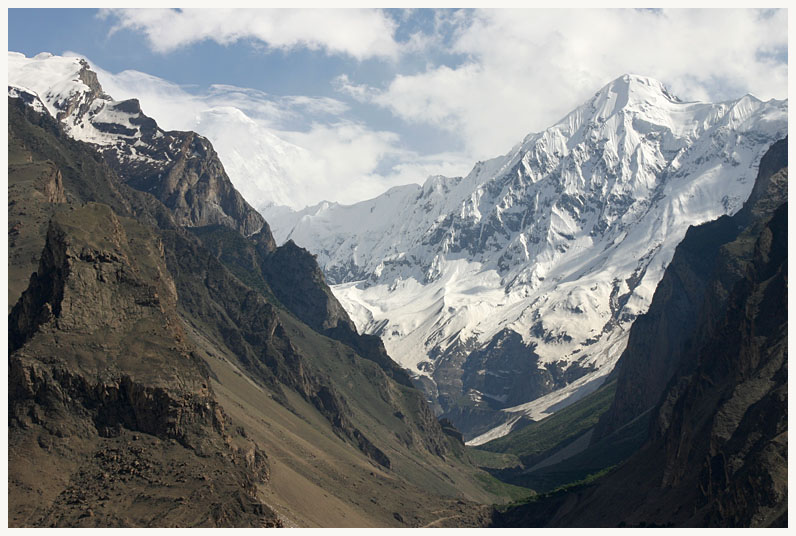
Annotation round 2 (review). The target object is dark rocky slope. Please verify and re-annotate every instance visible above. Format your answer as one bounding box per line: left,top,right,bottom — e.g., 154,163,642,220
187,225,415,389
8,202,279,527
595,137,788,442
493,138,787,527
7,154,66,312
8,95,513,527
103,117,268,238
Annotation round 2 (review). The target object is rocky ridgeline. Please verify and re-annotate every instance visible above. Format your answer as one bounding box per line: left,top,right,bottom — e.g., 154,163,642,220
8,54,477,525
9,52,267,238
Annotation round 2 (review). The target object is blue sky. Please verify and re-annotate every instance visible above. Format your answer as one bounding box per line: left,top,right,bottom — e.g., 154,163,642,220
7,8,789,209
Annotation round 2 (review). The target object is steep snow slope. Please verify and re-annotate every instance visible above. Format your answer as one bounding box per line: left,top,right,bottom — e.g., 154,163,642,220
270,75,787,439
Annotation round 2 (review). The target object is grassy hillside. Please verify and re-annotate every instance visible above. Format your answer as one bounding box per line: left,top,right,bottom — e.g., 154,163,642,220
476,379,616,465
502,410,650,493
466,378,653,494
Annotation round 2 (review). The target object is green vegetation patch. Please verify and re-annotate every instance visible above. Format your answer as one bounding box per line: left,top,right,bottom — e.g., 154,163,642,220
473,471,535,503
476,379,617,465
509,409,649,493
468,448,522,471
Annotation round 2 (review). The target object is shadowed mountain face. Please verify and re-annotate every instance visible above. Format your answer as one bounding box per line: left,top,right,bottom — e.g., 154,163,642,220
492,137,787,528
595,137,788,442
8,88,513,527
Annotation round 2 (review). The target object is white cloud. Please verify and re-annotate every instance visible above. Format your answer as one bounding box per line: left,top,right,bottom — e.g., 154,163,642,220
333,74,378,102
81,57,350,130
376,151,474,190
64,9,787,212
74,56,456,210
99,8,400,61
270,121,407,206
341,8,788,160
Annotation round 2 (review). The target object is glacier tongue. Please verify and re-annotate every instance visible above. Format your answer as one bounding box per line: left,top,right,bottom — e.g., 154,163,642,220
270,74,787,440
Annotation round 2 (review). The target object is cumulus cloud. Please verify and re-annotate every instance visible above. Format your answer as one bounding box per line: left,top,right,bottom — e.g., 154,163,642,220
333,74,378,102
339,8,788,159
100,8,400,60
84,61,345,131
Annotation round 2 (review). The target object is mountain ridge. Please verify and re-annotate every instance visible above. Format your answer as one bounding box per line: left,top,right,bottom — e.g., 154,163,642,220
492,136,787,527
8,51,267,238
8,50,787,526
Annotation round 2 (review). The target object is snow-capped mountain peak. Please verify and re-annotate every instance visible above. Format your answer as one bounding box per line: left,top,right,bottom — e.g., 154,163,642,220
8,52,106,119
267,75,787,441
592,74,680,116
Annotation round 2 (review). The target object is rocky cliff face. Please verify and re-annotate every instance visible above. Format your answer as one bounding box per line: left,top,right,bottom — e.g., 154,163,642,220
8,203,279,527
7,155,66,311
8,52,267,238
160,228,403,469
101,116,267,237
259,239,416,388
261,239,358,333
494,138,788,527
652,203,787,526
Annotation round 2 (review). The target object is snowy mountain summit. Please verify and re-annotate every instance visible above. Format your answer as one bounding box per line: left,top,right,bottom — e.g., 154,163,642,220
269,74,787,442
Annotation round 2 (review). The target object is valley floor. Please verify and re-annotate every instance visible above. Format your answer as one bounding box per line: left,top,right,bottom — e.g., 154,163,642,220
190,320,520,527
